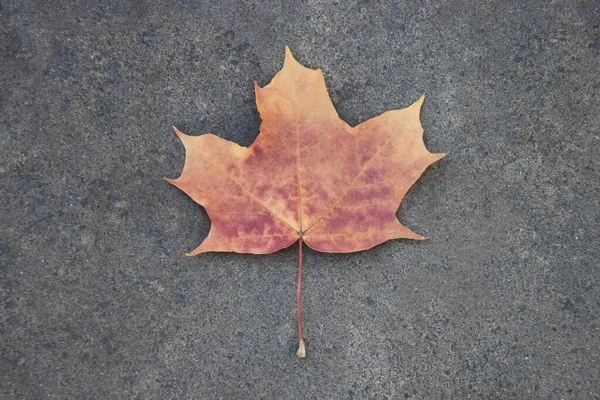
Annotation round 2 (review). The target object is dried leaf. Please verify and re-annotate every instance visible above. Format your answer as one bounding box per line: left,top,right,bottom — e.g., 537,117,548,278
167,47,444,357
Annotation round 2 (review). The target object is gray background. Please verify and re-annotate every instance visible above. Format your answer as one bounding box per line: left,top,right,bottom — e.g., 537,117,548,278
1,1,599,398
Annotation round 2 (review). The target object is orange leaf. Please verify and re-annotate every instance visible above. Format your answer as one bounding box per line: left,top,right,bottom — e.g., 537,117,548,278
168,47,444,255
166,47,444,357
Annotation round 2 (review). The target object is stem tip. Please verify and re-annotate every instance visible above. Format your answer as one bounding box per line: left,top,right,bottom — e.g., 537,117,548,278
296,339,306,358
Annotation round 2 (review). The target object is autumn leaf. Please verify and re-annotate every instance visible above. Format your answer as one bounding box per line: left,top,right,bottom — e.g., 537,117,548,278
166,47,444,358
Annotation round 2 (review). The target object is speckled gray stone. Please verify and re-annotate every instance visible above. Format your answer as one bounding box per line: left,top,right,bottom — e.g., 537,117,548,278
1,1,599,398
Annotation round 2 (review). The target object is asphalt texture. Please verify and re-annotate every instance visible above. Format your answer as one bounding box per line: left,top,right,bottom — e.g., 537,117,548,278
1,1,599,399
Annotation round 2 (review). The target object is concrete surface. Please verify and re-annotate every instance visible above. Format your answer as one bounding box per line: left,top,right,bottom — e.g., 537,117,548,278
1,1,599,398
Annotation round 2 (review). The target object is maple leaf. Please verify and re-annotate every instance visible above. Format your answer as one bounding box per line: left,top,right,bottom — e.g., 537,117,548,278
167,47,444,358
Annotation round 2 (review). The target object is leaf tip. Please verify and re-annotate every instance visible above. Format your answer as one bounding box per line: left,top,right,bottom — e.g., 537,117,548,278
414,94,426,109
172,125,185,139
296,339,306,358
431,153,446,163
284,45,299,67
164,176,182,187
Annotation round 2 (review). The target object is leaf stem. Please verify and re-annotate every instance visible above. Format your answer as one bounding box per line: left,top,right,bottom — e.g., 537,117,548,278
296,237,306,358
